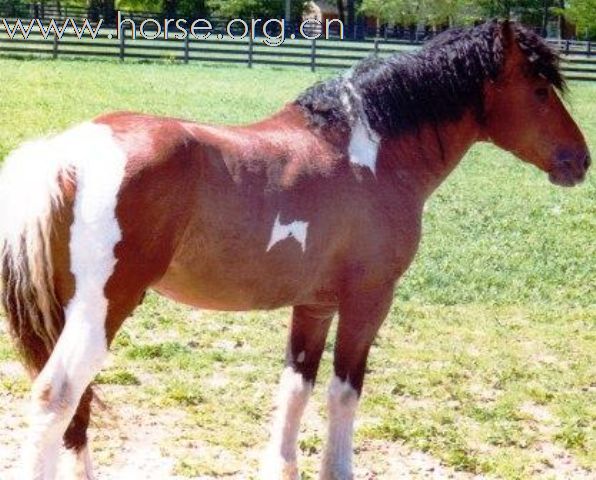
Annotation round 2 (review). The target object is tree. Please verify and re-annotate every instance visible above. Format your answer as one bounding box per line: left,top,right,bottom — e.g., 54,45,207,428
556,0,596,38
360,0,481,27
206,0,305,19
347,0,355,36
163,0,177,17
88,0,116,22
337,0,345,24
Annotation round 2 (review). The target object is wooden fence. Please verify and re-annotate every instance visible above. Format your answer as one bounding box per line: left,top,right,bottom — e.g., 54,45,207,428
0,22,595,82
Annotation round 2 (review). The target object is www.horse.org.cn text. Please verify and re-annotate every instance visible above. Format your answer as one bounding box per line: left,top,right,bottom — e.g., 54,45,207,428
0,12,345,46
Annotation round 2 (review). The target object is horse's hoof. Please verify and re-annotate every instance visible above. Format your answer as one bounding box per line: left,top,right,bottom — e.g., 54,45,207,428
319,464,354,480
260,454,300,480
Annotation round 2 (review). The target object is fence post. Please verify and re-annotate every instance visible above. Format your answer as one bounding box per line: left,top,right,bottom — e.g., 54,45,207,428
565,40,570,55
374,38,379,57
52,34,58,59
248,34,254,68
588,41,592,58
310,38,316,72
184,35,189,64
119,26,125,61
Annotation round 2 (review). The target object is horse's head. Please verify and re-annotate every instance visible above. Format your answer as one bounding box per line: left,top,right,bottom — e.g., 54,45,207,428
483,22,590,187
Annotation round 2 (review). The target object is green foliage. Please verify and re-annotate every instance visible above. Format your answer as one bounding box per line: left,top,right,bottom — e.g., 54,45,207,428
556,0,596,39
206,0,306,19
95,369,141,385
361,0,483,26
359,0,592,32
0,0,28,15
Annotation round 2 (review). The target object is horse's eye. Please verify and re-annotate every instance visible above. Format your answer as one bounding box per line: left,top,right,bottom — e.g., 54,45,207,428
535,87,549,102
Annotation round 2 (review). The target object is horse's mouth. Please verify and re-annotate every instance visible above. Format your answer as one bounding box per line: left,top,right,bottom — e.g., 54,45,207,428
548,170,586,187
548,150,590,187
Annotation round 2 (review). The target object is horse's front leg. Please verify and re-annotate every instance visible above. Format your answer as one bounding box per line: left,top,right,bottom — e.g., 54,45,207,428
320,284,394,480
261,304,336,480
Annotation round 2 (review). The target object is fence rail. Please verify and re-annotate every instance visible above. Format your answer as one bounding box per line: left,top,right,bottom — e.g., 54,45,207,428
0,23,595,82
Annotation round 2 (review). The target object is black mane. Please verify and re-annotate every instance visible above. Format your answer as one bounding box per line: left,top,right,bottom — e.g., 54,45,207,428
295,20,565,136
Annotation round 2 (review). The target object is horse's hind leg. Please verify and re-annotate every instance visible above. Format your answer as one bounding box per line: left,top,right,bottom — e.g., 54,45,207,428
23,294,112,479
261,304,336,480
23,276,147,480
60,388,94,480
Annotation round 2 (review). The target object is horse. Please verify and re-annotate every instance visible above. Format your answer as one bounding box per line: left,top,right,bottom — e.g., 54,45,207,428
0,20,590,480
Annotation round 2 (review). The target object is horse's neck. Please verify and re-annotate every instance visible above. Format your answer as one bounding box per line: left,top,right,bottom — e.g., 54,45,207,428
378,111,481,198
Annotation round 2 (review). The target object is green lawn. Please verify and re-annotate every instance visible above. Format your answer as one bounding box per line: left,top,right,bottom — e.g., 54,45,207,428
0,58,594,479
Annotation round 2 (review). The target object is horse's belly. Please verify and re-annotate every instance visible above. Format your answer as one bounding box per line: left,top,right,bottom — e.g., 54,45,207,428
152,251,334,311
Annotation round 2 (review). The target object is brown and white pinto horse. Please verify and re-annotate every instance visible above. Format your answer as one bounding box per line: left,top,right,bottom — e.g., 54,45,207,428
0,20,590,480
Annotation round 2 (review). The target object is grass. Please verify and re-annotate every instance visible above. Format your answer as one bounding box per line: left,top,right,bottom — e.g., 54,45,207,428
0,58,594,479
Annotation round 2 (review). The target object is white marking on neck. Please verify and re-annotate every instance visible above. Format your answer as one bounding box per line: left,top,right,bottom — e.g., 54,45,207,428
261,367,312,479
341,79,380,175
348,119,380,174
321,376,359,479
266,213,309,252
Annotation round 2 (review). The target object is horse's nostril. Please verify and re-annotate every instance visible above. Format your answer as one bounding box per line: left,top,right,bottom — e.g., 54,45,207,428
584,154,592,170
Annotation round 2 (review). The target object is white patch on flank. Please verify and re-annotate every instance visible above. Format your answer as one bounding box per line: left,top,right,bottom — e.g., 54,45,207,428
341,78,380,175
18,123,126,480
266,213,309,252
320,376,359,480
261,367,313,480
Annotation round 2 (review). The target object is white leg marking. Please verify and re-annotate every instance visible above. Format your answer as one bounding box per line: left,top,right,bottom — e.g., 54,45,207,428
21,123,126,480
261,367,313,480
266,213,309,252
320,376,359,480
59,446,96,480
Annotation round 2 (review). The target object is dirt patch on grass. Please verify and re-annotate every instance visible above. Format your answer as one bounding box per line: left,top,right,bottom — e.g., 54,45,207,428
1,375,480,479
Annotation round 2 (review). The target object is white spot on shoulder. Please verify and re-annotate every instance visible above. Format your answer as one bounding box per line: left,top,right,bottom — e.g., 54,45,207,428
266,213,309,252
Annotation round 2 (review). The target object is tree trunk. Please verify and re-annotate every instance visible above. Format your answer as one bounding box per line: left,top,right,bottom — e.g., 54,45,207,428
541,0,549,37
88,0,115,23
337,0,345,25
103,0,115,24
164,0,178,18
559,0,565,38
88,0,100,22
347,0,355,39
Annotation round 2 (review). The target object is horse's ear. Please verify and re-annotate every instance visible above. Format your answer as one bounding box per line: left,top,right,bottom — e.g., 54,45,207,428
500,19,515,49
495,19,522,76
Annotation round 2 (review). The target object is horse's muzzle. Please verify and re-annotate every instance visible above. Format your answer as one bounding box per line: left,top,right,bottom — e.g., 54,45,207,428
549,148,591,187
